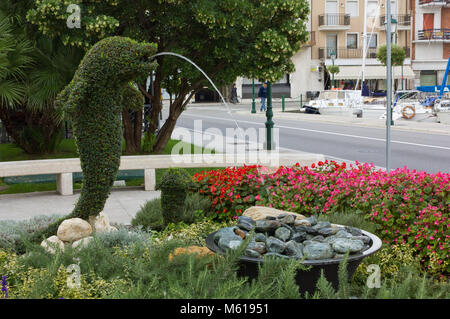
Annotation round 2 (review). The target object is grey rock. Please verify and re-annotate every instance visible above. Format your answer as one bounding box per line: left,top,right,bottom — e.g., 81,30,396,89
318,227,339,237
335,230,354,238
255,220,281,232
245,249,262,258
302,240,315,246
324,235,340,244
237,216,255,231
306,234,314,240
304,216,318,226
284,240,304,258
275,227,292,242
214,227,237,244
311,235,325,242
247,242,267,255
218,235,243,251
353,235,371,245
294,225,309,233
362,244,370,252
312,221,331,231
279,215,296,225
265,216,277,220
305,227,319,235
255,233,267,242
276,213,288,219
266,236,286,254
334,253,347,259
291,232,307,243
332,238,365,254
345,226,363,237
304,242,334,260
264,252,291,259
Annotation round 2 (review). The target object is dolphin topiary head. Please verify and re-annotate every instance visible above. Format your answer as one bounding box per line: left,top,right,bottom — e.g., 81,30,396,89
77,36,157,87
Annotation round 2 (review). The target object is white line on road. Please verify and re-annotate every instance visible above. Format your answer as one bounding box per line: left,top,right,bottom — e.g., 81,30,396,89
180,113,450,151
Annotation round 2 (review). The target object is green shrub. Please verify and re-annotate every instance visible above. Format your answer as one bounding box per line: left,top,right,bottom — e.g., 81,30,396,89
0,215,63,253
156,168,194,225
94,227,152,249
180,192,213,224
131,198,164,231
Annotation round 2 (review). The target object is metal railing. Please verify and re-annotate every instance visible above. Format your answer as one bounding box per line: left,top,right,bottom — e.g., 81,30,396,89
380,15,411,27
318,14,351,27
318,47,378,59
417,29,450,40
418,0,450,5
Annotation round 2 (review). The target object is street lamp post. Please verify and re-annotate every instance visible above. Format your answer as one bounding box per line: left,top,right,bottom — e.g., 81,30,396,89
385,18,397,128
385,4,397,172
330,51,336,88
251,79,256,113
265,82,274,151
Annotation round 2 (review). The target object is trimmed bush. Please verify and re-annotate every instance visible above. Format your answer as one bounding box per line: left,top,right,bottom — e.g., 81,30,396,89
30,36,157,241
156,168,193,225
131,198,164,231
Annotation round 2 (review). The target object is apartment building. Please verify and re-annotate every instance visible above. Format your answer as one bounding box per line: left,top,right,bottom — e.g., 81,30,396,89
238,0,416,101
412,0,450,88
310,0,415,93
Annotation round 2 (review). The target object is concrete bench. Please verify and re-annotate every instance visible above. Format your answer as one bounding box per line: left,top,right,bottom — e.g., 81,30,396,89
0,152,324,195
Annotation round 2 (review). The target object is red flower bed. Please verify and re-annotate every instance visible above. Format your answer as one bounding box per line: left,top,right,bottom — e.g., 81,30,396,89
193,161,449,274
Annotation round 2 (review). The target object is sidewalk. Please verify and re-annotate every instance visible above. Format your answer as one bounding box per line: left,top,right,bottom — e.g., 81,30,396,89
0,188,160,225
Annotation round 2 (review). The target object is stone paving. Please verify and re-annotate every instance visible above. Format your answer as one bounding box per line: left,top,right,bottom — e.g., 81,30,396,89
0,188,161,225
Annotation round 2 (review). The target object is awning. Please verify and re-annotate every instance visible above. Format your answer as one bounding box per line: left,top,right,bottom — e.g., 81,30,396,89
333,65,415,80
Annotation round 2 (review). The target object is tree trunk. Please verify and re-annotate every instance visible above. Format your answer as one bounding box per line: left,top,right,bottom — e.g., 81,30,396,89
149,61,163,135
122,109,142,154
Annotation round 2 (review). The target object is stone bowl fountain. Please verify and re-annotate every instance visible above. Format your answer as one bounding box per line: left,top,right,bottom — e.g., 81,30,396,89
205,213,382,295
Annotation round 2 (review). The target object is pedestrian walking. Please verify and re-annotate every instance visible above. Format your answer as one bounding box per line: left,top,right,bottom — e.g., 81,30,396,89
258,82,267,112
230,83,239,104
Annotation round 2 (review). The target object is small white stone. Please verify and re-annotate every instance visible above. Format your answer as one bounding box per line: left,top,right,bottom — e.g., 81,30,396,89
41,236,65,254
88,212,111,234
72,236,94,249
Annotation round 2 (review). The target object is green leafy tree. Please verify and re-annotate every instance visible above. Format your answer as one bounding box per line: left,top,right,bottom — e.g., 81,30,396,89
27,0,310,153
0,2,84,154
376,44,406,67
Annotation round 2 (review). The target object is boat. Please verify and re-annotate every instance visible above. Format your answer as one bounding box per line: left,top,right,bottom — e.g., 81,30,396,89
379,90,437,122
303,90,363,116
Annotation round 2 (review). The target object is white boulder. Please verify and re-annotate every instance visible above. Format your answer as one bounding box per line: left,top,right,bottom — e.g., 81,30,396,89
72,236,94,249
41,235,65,254
57,218,92,242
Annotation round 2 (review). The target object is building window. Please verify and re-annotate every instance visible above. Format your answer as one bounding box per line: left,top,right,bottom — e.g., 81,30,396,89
346,0,358,17
367,0,378,17
420,71,437,86
347,33,358,49
366,33,378,48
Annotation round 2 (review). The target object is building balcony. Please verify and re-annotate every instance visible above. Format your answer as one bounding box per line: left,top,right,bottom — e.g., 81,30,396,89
380,15,411,30
318,14,351,31
418,0,450,7
318,47,411,60
417,29,450,42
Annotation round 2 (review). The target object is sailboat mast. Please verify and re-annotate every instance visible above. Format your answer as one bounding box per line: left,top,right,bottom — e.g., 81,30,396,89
362,0,368,85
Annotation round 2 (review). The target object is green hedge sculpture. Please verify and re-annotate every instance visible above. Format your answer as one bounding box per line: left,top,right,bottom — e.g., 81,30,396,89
31,37,157,242
156,168,194,225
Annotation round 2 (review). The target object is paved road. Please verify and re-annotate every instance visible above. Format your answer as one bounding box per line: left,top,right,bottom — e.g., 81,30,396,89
166,104,450,173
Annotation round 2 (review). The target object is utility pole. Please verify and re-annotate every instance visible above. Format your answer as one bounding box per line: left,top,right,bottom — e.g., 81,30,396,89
265,82,274,151
386,0,392,172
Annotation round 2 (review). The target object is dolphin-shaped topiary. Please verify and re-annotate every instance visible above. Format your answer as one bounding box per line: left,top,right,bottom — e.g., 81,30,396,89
31,37,157,241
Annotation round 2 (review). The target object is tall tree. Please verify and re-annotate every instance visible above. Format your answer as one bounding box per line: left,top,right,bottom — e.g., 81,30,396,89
0,2,84,154
28,0,310,153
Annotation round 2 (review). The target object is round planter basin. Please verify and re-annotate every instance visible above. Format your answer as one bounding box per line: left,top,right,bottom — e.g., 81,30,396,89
205,225,382,296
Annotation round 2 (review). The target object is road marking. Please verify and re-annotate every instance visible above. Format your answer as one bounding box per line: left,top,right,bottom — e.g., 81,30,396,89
176,126,387,170
180,113,450,151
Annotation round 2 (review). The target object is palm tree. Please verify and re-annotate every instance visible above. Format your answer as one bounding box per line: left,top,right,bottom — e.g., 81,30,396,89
0,12,83,154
